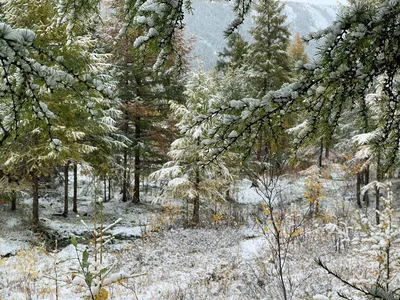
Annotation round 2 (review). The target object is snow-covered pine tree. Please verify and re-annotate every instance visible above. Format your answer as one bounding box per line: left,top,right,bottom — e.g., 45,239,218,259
216,32,249,74
105,0,188,203
244,0,291,98
0,0,123,225
151,69,236,225
0,0,252,153
239,0,292,164
194,1,400,173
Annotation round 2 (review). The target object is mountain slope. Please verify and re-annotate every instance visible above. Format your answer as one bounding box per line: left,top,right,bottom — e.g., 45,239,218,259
184,0,338,69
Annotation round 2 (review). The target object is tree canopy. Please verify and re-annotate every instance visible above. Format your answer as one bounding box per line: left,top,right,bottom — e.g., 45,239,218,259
2,0,400,169
192,1,400,170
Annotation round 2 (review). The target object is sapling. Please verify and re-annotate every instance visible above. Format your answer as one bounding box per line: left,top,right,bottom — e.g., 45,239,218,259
305,172,323,216
69,218,145,299
317,182,400,300
247,158,309,300
69,180,145,299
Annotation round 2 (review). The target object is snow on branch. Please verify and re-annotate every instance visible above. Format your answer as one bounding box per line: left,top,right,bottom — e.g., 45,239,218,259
0,21,117,149
194,1,400,167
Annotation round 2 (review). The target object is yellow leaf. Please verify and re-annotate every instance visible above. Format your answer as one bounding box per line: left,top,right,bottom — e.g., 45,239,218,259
95,288,108,300
261,202,270,215
292,228,302,237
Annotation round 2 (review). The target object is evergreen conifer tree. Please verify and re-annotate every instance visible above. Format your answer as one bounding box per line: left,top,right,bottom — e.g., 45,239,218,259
234,0,293,163
106,0,187,203
151,69,236,225
216,32,249,74
244,0,291,98
0,0,122,225
195,1,400,173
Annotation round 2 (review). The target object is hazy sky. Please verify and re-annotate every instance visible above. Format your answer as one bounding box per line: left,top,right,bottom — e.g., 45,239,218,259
290,0,344,5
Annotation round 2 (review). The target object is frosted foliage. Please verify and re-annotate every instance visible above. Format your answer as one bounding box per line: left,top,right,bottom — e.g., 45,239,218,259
0,23,35,60
193,1,400,167
133,35,149,48
56,0,101,40
150,69,236,204
102,272,130,285
0,5,121,159
72,276,86,286
352,132,377,146
313,295,329,300
118,0,189,69
342,182,400,298
168,177,191,190
150,165,183,180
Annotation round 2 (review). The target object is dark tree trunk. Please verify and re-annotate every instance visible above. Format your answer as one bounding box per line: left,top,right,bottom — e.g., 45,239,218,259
11,190,16,211
73,163,78,213
122,110,130,202
108,177,111,202
186,199,189,225
363,165,370,207
356,172,362,208
318,138,323,168
122,149,128,202
63,162,69,217
226,189,232,202
104,177,107,202
133,118,141,204
192,167,200,225
32,173,39,227
376,153,382,224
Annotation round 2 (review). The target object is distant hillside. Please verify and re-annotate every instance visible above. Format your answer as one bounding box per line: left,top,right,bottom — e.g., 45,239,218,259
184,0,338,69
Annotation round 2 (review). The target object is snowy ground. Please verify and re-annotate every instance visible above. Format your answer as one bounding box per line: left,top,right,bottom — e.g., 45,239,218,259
0,164,389,299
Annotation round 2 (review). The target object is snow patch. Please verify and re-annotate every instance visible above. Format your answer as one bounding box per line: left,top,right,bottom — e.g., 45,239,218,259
240,237,266,260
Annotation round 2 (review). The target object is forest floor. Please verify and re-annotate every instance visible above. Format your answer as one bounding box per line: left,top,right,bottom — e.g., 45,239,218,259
0,164,389,299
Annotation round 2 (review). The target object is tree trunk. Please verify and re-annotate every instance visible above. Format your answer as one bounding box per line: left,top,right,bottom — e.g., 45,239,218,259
122,149,128,202
376,152,381,224
325,143,330,160
11,190,16,211
32,173,39,227
122,109,130,202
318,138,323,168
356,171,362,208
108,177,111,202
186,199,189,225
363,164,370,207
133,155,140,203
226,189,232,202
192,167,200,225
133,117,141,203
63,162,69,217
103,176,107,202
277,233,288,300
73,163,78,213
